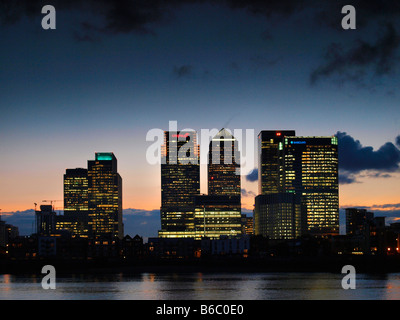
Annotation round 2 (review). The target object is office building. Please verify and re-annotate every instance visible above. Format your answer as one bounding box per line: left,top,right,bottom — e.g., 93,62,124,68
36,205,57,237
255,193,302,240
59,168,90,237
345,208,374,236
258,130,295,195
208,128,240,196
255,132,339,238
241,214,254,235
283,136,339,236
88,152,123,239
194,195,242,239
159,131,200,238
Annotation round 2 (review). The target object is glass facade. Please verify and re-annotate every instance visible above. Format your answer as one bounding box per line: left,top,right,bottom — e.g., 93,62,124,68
59,168,91,237
258,131,296,195
208,128,240,196
88,152,123,239
284,136,339,236
194,195,242,239
255,193,302,240
255,132,339,239
159,131,200,238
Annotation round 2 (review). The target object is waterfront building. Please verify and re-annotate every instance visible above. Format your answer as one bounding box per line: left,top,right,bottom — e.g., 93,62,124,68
159,131,200,238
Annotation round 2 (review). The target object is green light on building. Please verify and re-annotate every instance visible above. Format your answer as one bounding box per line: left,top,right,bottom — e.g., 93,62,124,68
96,153,113,161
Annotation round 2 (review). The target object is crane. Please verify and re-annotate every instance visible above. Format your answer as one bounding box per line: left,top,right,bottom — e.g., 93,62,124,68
42,200,62,211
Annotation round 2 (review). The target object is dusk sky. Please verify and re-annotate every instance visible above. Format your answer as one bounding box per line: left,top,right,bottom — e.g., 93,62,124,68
1,1,400,236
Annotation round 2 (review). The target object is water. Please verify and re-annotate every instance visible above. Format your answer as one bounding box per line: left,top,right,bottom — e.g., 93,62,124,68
2,272,400,300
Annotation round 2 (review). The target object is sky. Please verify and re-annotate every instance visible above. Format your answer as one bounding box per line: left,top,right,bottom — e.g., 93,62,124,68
1,1,400,237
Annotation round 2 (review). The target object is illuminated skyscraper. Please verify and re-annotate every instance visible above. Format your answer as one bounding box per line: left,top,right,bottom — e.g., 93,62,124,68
64,168,88,212
208,128,240,196
254,132,339,239
283,136,339,236
87,152,123,239
258,130,296,195
57,168,90,237
159,131,200,238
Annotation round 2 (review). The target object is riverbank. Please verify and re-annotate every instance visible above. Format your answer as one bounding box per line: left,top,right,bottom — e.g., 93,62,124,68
2,255,400,275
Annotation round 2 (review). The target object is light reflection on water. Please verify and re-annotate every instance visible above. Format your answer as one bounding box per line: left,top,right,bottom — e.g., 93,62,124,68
1,272,400,300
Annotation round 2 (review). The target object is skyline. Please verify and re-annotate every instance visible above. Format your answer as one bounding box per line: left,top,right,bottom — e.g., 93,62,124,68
1,1,400,236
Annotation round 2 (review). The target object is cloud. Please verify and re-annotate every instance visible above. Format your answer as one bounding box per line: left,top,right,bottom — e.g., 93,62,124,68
246,168,258,182
336,131,400,184
1,209,35,236
338,172,358,185
241,188,256,198
172,65,193,78
396,135,400,148
336,131,400,174
311,23,400,86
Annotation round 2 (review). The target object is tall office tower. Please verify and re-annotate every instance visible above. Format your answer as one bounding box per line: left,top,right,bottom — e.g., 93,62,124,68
58,168,90,237
194,195,242,239
35,205,57,236
345,208,374,236
159,131,200,238
208,128,240,196
87,153,123,239
254,193,302,240
258,130,296,195
64,168,88,212
284,136,339,236
255,130,298,240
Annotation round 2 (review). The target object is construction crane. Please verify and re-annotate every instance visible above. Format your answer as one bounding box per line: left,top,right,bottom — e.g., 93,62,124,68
42,200,62,211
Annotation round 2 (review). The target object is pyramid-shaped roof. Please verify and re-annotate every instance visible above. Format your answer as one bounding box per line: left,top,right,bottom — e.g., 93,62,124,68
212,128,236,141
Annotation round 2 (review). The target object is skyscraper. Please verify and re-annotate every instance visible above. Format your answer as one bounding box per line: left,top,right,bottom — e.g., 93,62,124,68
58,168,90,237
255,130,299,240
208,128,240,196
159,131,200,238
64,168,88,212
87,152,123,239
258,130,296,195
283,136,339,236
254,131,339,239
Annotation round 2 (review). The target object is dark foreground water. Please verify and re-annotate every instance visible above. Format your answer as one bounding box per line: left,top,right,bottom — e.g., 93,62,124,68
1,272,400,300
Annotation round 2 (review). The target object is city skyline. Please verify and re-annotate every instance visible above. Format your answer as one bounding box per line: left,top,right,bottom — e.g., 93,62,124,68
1,1,400,236
1,126,398,239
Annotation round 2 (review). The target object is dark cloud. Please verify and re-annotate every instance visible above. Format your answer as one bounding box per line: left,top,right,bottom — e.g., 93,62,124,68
336,131,400,174
2,0,400,35
241,188,256,198
338,171,358,185
396,135,400,148
173,65,193,78
246,168,258,182
311,23,400,86
3,0,400,86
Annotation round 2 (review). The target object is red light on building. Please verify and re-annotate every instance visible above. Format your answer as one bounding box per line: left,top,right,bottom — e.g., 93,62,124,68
276,132,281,136
172,133,190,138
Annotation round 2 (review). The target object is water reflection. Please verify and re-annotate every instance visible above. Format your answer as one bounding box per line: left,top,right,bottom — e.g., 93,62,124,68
0,272,400,300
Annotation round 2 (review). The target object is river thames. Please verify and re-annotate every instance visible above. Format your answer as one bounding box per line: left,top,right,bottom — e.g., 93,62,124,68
1,272,400,300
